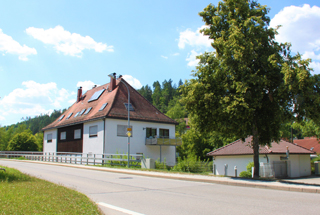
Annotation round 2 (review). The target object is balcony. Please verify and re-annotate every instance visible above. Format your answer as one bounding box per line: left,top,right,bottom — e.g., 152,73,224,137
145,136,182,146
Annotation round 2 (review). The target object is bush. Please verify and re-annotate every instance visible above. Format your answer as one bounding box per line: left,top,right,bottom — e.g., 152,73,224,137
239,162,254,178
172,156,212,173
155,158,169,170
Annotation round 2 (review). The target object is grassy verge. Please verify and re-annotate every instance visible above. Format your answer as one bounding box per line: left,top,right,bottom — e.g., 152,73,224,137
0,166,101,215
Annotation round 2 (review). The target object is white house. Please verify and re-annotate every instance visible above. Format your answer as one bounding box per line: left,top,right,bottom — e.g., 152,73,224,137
42,74,180,166
207,136,314,178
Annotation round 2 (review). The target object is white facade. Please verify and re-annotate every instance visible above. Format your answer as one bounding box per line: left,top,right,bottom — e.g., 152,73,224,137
43,118,177,166
104,119,176,166
43,129,57,154
213,154,311,178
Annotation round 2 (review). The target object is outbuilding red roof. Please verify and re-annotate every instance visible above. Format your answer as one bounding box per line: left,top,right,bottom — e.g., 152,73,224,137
42,77,177,131
294,138,320,154
207,136,314,156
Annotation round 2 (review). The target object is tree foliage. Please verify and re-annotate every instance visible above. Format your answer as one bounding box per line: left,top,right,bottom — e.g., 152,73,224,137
181,0,320,177
0,109,64,151
7,130,38,151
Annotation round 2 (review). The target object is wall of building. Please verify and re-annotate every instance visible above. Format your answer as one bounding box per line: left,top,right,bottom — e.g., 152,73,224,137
83,120,104,155
43,129,57,153
213,154,311,178
105,119,176,166
213,155,268,176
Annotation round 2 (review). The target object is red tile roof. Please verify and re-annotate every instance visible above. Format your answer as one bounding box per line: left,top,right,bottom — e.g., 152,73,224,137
294,138,320,154
42,78,177,131
207,136,314,156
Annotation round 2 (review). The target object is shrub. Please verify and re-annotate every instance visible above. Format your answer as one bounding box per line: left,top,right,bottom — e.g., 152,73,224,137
239,162,254,178
172,156,212,173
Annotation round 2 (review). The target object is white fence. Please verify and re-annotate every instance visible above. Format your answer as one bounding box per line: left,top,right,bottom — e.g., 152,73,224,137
0,151,143,167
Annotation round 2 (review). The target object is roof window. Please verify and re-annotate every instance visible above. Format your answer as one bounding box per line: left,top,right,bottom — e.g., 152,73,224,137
124,103,134,111
74,112,80,117
99,103,108,111
84,107,92,115
88,89,105,103
58,115,65,121
66,113,73,119
79,108,86,116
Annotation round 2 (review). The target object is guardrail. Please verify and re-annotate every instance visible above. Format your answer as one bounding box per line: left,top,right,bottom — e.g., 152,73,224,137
0,151,143,167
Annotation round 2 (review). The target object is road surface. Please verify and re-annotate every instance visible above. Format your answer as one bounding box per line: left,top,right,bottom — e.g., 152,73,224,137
1,160,319,215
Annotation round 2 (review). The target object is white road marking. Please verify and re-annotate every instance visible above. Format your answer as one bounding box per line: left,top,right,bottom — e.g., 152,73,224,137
97,202,145,215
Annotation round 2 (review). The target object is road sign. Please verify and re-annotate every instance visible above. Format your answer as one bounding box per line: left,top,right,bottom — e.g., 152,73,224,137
126,131,132,137
127,127,132,131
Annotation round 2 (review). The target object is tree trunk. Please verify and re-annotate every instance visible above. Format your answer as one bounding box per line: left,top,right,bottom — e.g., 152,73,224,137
252,127,260,178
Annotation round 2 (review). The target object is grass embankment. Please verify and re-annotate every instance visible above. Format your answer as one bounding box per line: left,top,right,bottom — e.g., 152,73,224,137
0,166,101,215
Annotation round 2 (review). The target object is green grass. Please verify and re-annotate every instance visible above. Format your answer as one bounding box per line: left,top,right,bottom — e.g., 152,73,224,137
0,166,102,215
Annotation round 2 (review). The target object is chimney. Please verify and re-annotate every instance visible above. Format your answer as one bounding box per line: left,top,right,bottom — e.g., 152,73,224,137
77,86,82,102
110,73,116,91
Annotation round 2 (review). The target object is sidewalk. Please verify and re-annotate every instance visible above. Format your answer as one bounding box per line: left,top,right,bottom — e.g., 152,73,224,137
5,159,320,194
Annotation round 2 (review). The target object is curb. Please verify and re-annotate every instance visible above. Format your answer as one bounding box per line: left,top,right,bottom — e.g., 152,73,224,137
2,159,320,194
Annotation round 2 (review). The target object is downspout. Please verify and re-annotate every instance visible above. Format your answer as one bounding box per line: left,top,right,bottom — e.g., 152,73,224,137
103,118,106,154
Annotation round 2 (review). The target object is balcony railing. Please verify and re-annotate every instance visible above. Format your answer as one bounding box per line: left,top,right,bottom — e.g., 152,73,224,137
145,136,182,146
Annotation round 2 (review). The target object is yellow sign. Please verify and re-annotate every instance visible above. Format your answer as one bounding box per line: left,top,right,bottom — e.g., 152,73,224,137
127,127,132,131
126,131,132,137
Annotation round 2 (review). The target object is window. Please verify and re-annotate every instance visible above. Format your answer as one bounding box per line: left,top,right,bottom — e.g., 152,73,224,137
60,131,66,140
74,129,81,139
58,115,65,121
74,112,80,117
124,103,134,111
89,125,98,137
88,89,105,102
66,113,73,119
159,129,169,138
47,133,52,143
117,125,133,137
79,109,86,116
146,128,157,138
84,107,92,115
99,103,108,111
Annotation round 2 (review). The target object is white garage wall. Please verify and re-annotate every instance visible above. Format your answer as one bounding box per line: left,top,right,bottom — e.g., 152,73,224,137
43,129,57,154
299,155,311,177
105,119,176,166
213,154,311,178
213,155,268,176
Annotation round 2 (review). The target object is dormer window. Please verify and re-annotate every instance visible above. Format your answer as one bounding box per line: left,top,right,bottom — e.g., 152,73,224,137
124,103,134,111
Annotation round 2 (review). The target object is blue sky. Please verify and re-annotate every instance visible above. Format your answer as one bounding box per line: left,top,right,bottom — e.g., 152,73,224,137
0,0,319,126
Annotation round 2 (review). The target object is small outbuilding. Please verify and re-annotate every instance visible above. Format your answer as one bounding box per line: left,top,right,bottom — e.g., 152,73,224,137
207,136,315,178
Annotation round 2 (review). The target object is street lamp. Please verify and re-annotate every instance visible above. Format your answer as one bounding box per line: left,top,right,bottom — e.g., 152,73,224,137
108,73,131,168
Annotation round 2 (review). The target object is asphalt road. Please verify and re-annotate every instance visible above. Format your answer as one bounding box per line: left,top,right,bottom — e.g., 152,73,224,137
1,160,320,215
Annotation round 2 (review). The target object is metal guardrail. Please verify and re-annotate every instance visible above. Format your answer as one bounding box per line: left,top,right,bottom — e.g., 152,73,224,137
0,151,143,167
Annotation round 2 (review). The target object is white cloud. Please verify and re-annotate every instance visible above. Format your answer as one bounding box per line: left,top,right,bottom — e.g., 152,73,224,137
0,81,74,124
0,29,37,61
122,75,142,89
161,55,168,59
173,53,180,56
26,25,114,57
270,4,320,74
77,80,97,92
186,50,201,67
178,25,212,49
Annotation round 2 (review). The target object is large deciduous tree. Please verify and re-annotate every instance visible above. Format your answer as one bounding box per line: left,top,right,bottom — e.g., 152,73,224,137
182,0,320,177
